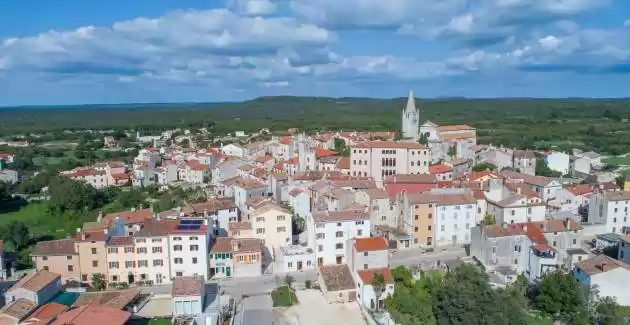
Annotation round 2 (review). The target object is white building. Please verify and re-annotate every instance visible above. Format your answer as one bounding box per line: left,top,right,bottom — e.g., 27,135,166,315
429,194,478,246
310,209,371,266
167,220,211,280
485,179,546,225
221,143,246,158
172,276,205,316
588,190,630,233
349,141,430,185
277,246,315,273
545,151,570,175
574,254,630,306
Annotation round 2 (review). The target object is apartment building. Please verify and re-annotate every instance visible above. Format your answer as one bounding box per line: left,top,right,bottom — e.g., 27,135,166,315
471,219,583,281
427,193,477,246
485,178,546,224
132,220,172,284
588,190,630,233
349,141,430,185
249,202,293,258
75,230,109,283
32,239,81,284
167,220,210,279
310,209,371,266
105,236,137,285
407,194,436,248
346,237,394,310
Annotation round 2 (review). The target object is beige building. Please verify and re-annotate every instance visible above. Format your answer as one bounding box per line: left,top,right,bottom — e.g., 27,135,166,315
105,236,135,285
32,239,81,284
349,141,430,185
75,230,109,283
407,195,436,248
249,202,293,258
132,220,172,284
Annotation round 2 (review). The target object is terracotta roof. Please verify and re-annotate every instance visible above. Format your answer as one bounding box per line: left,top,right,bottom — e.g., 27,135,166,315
362,188,389,200
484,220,581,238
513,150,535,159
472,190,487,200
0,298,36,320
575,254,630,276
289,188,303,197
7,270,60,293
566,184,594,196
51,304,130,325
438,124,475,132
603,190,630,202
353,141,426,149
505,183,540,199
246,195,269,208
133,219,170,237
384,183,438,199
191,164,210,171
279,136,292,145
384,174,437,184
172,276,204,297
354,237,388,252
61,168,106,178
407,193,476,205
106,236,134,247
501,171,552,187
312,209,369,223
24,303,68,324
315,148,337,158
210,237,234,253
75,230,107,242
232,177,265,190
73,289,140,310
233,238,263,253
33,239,76,256
357,268,394,284
336,157,350,169
110,173,129,181
429,164,453,174
187,198,236,214
318,264,356,292
251,202,290,216
255,155,274,163
229,221,252,232
103,209,154,225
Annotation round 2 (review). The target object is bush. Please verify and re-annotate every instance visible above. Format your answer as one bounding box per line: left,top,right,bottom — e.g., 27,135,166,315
305,280,312,289
271,286,298,307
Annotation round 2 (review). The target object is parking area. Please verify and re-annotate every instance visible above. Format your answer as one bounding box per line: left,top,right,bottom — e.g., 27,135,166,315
273,290,366,325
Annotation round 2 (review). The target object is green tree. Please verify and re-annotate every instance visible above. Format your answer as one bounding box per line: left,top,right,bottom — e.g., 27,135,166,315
472,163,497,172
447,145,457,157
91,273,107,291
0,221,30,249
0,181,11,201
483,214,496,226
535,157,561,177
333,138,350,157
418,134,428,145
536,270,585,323
371,273,386,311
595,296,625,325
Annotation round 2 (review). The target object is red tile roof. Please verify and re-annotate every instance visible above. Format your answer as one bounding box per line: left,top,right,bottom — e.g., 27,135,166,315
279,136,291,145
354,237,388,252
358,268,394,284
566,184,594,196
172,276,204,297
75,230,107,242
315,148,337,158
353,141,426,149
191,164,210,171
429,164,453,174
384,183,438,199
103,209,154,225
336,157,350,169
25,303,68,324
255,155,274,163
50,304,130,325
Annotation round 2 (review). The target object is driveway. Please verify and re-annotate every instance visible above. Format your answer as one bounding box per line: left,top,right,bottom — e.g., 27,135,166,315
233,294,273,325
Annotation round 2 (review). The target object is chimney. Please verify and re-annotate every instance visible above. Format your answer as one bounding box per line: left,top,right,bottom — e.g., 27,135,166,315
103,228,108,235
602,262,608,272
516,187,521,195
81,233,86,241
565,218,571,230
523,224,528,232
131,207,136,212
76,228,81,233
502,223,508,229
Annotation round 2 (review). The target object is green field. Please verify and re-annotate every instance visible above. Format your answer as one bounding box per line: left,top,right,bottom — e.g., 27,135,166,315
0,202,91,241
603,155,630,166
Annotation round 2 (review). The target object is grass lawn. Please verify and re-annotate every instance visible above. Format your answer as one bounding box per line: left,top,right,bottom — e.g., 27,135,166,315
271,286,298,307
603,156,630,166
525,313,554,325
0,202,92,240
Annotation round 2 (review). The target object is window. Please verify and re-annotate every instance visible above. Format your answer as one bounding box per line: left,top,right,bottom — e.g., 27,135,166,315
190,245,199,251
124,247,134,253
92,261,99,267
176,272,183,277
277,227,286,232
288,262,293,268
125,261,133,268
82,275,88,282
43,266,49,271
109,262,119,269
382,215,386,221
336,243,343,249
414,227,419,232
174,245,183,251
136,238,146,243
138,260,148,267
572,239,577,245
252,254,257,261
42,256,48,261
511,210,515,216
428,213,432,219
173,237,182,241
137,247,147,254
466,223,470,229
552,241,557,246
192,257,198,264
152,247,163,253
256,228,265,234
337,222,342,227
91,248,97,254
67,256,72,260
108,248,118,254
256,217,265,222
514,259,518,265
152,238,162,243
174,258,183,264
336,231,343,237
492,246,496,253
428,225,432,231
277,215,286,221
239,255,244,262
441,225,445,231
68,265,74,272
318,245,323,252
153,259,163,266
316,233,325,239
357,229,363,236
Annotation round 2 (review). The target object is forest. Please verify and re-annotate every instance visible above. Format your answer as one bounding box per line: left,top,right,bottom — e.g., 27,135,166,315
2,96,630,154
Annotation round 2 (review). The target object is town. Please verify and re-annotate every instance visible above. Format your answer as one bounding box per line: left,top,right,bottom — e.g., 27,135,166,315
0,91,629,325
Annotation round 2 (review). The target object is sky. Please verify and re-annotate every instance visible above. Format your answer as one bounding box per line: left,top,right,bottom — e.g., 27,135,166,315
0,0,629,106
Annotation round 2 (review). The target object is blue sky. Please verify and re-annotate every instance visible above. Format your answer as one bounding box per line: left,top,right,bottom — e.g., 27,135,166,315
0,0,629,105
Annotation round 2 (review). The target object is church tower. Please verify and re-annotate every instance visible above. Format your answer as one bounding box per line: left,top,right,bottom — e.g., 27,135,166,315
296,133,315,172
401,90,420,140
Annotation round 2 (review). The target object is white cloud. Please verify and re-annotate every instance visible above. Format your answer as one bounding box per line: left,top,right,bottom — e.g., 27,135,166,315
226,0,277,16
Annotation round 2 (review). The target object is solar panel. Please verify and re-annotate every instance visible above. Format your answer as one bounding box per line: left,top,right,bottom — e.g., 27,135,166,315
189,225,201,230
180,220,192,225
190,220,203,225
